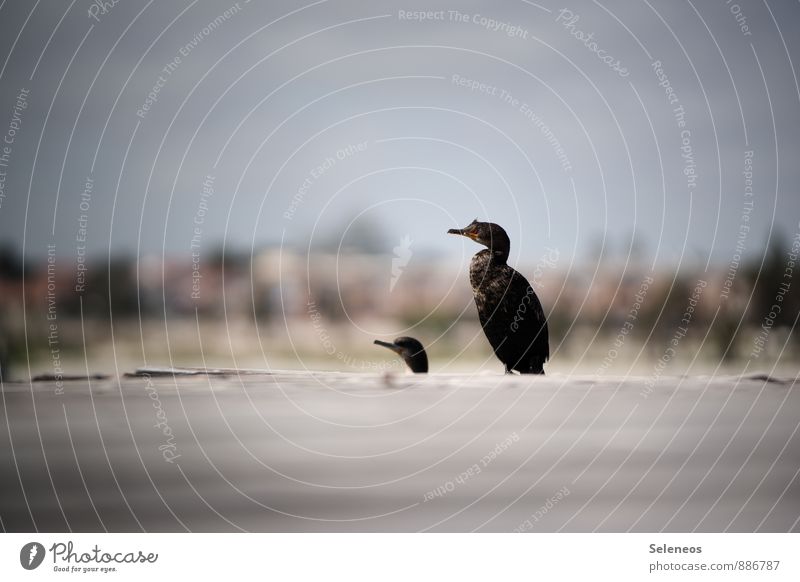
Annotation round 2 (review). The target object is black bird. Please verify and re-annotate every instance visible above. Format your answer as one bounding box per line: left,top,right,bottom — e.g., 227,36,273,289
448,219,549,374
374,337,429,373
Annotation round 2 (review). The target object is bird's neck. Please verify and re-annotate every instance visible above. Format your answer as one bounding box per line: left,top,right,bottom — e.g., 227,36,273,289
405,354,428,373
490,248,509,264
471,248,508,267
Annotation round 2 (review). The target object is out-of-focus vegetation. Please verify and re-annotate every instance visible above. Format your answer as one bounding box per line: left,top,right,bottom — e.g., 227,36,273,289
1,234,798,379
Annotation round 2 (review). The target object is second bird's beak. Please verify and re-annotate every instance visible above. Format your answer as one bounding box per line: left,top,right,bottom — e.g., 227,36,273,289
374,340,402,354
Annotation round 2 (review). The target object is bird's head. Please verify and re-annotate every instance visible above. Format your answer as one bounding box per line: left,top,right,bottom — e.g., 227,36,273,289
448,219,510,260
374,336,429,373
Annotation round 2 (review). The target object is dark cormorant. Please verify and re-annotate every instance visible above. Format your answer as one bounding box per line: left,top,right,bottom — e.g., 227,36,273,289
374,337,428,373
448,219,549,374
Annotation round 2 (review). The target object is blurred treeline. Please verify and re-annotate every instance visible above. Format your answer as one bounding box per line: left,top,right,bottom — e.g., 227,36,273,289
1,235,798,379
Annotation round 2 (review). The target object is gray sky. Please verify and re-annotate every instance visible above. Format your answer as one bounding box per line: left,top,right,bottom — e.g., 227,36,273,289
0,0,798,268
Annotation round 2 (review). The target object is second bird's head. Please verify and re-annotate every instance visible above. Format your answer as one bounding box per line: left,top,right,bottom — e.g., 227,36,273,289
374,337,428,373
448,219,510,258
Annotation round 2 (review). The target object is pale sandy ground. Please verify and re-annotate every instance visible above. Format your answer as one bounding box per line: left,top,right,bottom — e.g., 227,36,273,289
1,371,798,532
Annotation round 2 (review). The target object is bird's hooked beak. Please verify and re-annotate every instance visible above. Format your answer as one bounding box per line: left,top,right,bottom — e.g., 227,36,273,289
447,219,480,241
374,339,402,354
